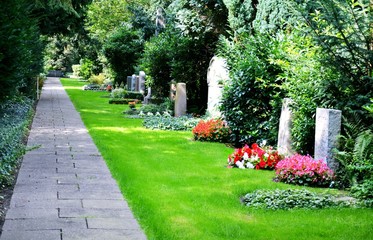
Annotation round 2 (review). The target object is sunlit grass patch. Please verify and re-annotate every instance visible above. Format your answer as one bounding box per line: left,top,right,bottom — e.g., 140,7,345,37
61,78,373,240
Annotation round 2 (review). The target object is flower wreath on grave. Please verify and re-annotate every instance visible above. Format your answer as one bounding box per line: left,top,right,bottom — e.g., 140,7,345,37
227,143,283,170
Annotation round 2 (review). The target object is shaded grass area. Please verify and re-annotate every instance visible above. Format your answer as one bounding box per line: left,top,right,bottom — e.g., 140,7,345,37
61,78,373,240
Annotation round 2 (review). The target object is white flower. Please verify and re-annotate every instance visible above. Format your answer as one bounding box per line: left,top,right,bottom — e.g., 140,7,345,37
264,153,269,158
155,112,161,116
235,161,245,169
246,162,255,169
251,155,259,162
243,152,249,161
147,112,154,116
163,111,171,117
139,111,145,117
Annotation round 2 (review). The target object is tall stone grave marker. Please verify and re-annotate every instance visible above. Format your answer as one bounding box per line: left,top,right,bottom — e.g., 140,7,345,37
139,71,146,94
314,108,342,171
131,74,137,91
206,56,229,118
175,83,187,117
127,76,134,91
170,82,176,100
277,98,294,156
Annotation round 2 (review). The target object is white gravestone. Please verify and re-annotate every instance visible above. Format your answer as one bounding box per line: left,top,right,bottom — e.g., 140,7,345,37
314,108,342,171
175,83,187,117
206,56,229,118
277,98,294,156
139,71,146,94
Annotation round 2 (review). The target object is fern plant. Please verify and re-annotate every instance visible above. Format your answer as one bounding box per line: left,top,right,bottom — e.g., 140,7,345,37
334,108,373,204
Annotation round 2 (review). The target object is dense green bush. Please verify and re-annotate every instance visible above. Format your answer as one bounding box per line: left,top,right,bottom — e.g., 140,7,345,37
109,99,140,105
298,0,373,138
143,115,200,131
242,189,353,210
276,30,338,154
79,58,94,80
125,91,144,100
88,73,105,85
219,34,284,146
103,26,143,85
111,88,127,99
0,0,43,100
0,97,34,187
140,32,173,99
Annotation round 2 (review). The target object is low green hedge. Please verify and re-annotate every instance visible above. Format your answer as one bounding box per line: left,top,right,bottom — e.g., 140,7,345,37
109,98,142,104
0,97,34,188
125,91,143,99
143,115,200,131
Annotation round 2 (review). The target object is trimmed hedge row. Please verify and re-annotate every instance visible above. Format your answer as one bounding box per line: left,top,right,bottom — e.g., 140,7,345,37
109,98,142,104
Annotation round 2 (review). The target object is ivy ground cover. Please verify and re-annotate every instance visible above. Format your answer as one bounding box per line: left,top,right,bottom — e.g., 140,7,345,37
61,78,373,240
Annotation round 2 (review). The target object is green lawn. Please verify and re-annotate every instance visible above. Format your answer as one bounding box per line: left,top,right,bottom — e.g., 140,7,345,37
61,78,373,240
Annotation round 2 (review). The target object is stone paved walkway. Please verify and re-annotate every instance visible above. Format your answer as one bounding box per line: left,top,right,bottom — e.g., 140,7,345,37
0,77,147,240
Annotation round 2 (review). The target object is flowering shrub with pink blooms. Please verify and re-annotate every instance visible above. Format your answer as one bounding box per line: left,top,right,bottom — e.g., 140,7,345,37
227,143,283,170
275,154,334,187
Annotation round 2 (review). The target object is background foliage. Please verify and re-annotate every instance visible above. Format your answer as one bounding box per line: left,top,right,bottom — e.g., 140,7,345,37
219,34,284,146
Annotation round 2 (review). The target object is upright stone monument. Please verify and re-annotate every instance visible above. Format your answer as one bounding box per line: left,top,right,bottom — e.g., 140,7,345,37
206,56,229,118
131,74,137,91
277,98,294,156
174,83,187,117
139,71,146,94
170,82,177,100
144,87,152,104
127,76,133,91
314,108,342,171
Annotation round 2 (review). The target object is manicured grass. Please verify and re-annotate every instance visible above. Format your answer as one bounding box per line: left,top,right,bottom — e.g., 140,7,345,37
61,78,373,240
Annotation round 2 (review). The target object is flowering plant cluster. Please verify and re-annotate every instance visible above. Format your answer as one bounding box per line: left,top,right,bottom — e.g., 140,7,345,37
275,154,334,187
192,119,231,142
227,143,283,170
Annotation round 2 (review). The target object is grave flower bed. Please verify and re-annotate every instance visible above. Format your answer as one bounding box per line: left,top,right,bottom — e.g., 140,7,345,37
227,143,283,170
274,154,334,187
192,119,231,142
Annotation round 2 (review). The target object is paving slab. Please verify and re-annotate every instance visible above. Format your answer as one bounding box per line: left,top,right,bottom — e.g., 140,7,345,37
0,230,61,240
0,77,146,240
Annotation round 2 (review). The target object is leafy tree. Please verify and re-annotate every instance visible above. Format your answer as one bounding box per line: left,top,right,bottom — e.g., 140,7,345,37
299,0,373,125
225,0,296,34
33,0,92,35
85,0,132,42
103,26,144,85
0,0,43,100
140,32,173,98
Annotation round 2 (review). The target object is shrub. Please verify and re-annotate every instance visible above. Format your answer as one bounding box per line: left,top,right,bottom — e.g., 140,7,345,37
109,99,140,105
0,97,34,187
228,143,283,170
350,179,373,207
143,115,200,131
103,26,143,85
111,88,127,99
79,58,94,80
219,34,284,146
139,103,172,115
275,154,334,187
192,119,231,142
242,189,351,210
72,64,81,76
88,73,105,85
125,91,144,100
